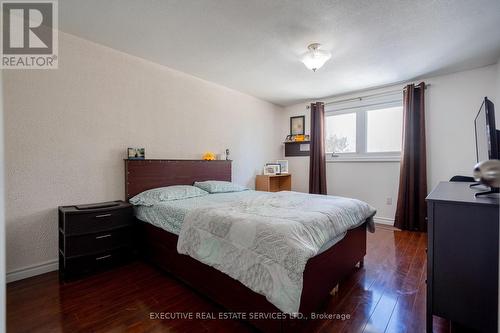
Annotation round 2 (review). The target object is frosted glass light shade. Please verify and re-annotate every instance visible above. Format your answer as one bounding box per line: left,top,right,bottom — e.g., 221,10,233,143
301,43,331,72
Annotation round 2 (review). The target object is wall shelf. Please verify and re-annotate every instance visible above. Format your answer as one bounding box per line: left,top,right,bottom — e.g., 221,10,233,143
284,141,310,157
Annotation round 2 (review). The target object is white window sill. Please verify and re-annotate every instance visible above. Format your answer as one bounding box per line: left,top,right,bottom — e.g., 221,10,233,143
326,156,401,163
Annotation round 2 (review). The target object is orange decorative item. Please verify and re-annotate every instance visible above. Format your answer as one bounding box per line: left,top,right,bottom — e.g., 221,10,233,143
202,152,216,160
295,135,305,142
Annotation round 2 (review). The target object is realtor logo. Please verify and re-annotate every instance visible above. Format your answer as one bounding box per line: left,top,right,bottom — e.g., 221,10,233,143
1,0,58,69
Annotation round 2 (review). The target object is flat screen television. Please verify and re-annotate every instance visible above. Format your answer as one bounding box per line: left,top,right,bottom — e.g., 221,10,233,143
474,97,499,162
473,97,500,196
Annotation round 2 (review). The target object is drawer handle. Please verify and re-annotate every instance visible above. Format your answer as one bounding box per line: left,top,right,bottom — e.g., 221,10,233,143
95,254,112,261
95,213,112,218
95,234,112,239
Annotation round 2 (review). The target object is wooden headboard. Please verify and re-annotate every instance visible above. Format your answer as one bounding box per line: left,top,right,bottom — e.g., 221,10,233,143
125,159,232,200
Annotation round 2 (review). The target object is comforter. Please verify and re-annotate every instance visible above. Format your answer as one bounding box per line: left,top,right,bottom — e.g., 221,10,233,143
177,191,376,314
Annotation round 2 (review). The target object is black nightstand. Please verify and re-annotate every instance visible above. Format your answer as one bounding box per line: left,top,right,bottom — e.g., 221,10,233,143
58,200,136,281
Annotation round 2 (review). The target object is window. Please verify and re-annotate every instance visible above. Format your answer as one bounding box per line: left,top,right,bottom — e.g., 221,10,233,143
325,113,356,153
325,91,403,161
367,106,403,153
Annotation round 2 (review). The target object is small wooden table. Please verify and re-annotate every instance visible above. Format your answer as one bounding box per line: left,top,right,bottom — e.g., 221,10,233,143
255,174,291,192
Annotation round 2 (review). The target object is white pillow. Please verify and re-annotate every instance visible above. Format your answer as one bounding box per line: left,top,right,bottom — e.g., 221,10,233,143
193,181,248,193
129,185,209,206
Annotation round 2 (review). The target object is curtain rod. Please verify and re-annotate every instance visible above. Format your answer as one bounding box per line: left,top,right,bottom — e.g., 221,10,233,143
306,83,430,109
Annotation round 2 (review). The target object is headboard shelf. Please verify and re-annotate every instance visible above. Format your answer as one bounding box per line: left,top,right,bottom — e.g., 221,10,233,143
124,159,232,200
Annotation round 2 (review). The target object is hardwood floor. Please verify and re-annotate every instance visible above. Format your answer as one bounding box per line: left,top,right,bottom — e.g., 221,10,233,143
7,227,448,333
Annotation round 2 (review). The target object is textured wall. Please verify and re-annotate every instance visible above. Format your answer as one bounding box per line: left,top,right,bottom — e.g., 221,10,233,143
0,69,6,329
3,32,282,274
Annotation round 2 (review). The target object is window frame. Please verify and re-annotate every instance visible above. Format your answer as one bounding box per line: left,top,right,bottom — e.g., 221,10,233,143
325,93,403,162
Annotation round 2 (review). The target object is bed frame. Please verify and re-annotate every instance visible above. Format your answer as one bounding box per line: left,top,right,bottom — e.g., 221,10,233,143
125,159,367,332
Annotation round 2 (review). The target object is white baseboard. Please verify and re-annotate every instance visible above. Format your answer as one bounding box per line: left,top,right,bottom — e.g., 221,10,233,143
373,216,395,226
6,259,58,283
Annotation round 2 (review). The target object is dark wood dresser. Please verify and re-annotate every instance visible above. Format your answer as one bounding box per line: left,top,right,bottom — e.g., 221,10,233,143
58,200,136,280
426,182,499,332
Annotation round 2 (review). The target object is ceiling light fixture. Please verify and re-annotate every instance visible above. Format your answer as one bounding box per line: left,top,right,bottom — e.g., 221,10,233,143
301,43,331,72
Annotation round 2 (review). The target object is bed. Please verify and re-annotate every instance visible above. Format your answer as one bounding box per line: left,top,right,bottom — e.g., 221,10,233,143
125,159,373,332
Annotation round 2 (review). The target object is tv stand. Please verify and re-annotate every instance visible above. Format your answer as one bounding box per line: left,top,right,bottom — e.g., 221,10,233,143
426,182,498,332
474,187,499,197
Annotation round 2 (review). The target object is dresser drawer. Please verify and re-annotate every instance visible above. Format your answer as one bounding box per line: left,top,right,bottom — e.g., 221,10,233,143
62,226,135,257
60,247,134,280
61,206,134,235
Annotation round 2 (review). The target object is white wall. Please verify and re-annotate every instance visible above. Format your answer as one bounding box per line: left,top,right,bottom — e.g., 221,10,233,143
426,65,498,187
3,32,283,280
280,64,499,224
497,60,500,103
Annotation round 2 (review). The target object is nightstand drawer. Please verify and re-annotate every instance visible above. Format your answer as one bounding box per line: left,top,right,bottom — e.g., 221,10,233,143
61,207,134,235
60,247,134,280
62,226,135,257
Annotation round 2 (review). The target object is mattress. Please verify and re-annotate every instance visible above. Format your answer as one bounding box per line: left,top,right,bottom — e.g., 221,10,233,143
134,190,352,254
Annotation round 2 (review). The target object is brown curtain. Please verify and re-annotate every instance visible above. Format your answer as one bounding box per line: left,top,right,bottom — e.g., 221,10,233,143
394,83,427,231
309,102,327,194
